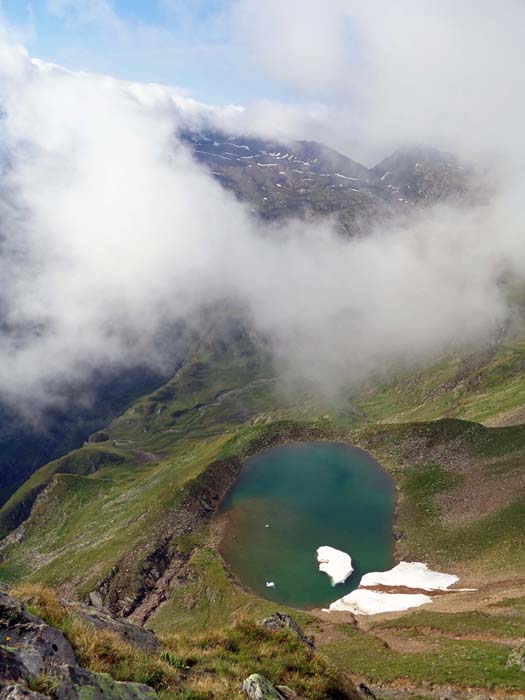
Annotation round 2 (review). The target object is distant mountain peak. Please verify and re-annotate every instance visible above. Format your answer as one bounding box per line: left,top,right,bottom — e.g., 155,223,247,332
179,129,473,232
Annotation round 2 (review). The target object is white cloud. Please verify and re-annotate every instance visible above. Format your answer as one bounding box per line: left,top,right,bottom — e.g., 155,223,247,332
0,30,524,417
231,0,525,165
233,0,352,96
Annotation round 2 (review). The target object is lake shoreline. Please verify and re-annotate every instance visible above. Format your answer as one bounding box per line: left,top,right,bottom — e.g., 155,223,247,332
217,441,396,609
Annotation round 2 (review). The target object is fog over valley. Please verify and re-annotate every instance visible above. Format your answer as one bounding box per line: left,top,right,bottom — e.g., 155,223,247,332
0,1,524,416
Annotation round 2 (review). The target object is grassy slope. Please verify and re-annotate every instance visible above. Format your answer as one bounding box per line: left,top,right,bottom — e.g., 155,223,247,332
1,325,525,693
0,324,278,590
322,623,525,691
318,599,525,691
12,584,356,700
0,324,336,598
149,545,314,636
354,340,525,425
353,419,525,571
326,352,525,692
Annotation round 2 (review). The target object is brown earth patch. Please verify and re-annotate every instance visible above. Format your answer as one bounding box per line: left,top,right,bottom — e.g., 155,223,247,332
376,626,517,647
362,678,525,700
372,628,440,654
304,615,357,646
435,468,525,527
483,405,525,428
360,584,453,596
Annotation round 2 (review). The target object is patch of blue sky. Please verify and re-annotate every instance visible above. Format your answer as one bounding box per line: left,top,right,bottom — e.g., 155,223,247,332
0,1,308,105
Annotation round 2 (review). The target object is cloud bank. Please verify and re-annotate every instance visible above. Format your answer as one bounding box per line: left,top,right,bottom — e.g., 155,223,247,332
230,0,525,166
0,1,525,416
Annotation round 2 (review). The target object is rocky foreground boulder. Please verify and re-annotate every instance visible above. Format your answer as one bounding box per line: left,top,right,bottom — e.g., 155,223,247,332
66,601,160,655
258,613,314,650
0,593,156,700
243,673,306,700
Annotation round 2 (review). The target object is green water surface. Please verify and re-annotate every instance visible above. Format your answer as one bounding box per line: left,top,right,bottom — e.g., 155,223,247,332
219,442,395,608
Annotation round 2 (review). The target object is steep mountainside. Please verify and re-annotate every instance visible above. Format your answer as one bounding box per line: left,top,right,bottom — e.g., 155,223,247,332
372,146,472,202
0,320,192,511
1,133,522,699
181,131,473,234
0,320,524,697
0,134,476,510
0,366,169,509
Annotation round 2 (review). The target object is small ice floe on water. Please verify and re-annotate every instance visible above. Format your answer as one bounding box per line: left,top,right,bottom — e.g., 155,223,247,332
316,546,353,585
266,581,275,588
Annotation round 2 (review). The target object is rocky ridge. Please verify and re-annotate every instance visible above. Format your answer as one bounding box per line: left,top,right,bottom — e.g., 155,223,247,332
181,130,474,235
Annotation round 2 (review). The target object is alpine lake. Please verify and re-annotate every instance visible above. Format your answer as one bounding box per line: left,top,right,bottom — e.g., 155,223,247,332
219,442,395,609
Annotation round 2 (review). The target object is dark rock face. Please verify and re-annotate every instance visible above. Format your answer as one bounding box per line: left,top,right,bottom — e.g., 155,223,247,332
371,146,474,203
0,594,76,675
0,593,156,700
0,649,30,685
181,130,474,237
52,666,156,700
95,455,245,622
258,612,315,650
0,684,48,700
357,683,377,700
86,430,110,444
67,603,161,654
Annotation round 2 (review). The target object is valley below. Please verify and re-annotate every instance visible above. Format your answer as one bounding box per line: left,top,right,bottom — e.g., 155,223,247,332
0,129,524,700
0,322,524,699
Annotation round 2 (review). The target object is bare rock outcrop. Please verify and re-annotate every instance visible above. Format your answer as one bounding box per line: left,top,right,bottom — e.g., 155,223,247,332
0,593,156,700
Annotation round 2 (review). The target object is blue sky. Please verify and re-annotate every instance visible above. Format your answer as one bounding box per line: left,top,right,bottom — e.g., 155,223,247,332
1,0,287,104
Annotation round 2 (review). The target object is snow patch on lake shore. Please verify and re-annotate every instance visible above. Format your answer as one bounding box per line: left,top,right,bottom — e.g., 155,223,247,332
325,561,466,615
317,546,353,585
327,589,432,615
360,561,459,591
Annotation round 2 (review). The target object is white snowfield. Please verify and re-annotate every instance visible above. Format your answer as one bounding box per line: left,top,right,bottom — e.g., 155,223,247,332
327,589,432,615
326,561,464,615
317,546,354,585
360,561,459,591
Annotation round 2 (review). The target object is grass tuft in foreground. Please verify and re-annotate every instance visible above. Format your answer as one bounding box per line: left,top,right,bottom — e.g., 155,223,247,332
11,585,355,700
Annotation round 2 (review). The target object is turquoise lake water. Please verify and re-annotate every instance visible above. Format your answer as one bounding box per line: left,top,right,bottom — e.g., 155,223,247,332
219,442,395,609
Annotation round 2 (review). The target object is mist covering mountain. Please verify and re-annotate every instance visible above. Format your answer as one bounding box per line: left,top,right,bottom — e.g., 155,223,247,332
182,131,474,235
0,0,521,574
1,40,521,429
0,40,517,525
0,124,475,506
